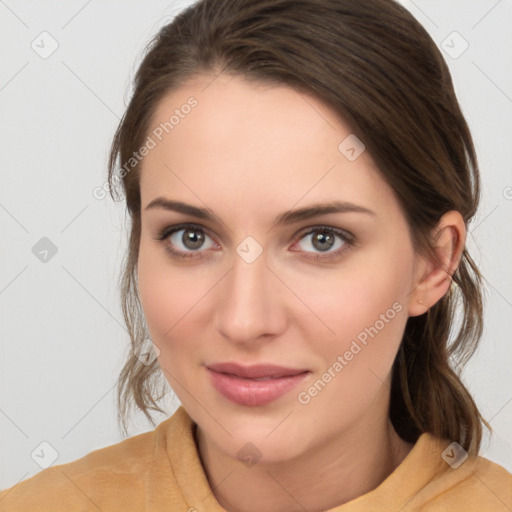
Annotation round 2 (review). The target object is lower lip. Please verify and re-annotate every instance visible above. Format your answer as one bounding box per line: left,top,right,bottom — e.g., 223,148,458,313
207,368,309,407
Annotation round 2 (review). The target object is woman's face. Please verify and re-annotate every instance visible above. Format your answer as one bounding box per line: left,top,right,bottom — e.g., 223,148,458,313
137,73,425,463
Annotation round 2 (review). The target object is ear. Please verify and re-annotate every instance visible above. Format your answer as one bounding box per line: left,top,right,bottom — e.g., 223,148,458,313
407,211,466,317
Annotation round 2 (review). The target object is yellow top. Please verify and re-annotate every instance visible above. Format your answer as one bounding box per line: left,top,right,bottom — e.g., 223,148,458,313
1,406,511,511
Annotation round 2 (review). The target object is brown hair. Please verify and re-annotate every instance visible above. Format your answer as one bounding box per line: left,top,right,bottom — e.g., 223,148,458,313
108,0,490,454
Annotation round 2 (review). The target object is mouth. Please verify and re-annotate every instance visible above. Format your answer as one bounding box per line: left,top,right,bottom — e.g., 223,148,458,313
206,362,310,407
207,362,309,379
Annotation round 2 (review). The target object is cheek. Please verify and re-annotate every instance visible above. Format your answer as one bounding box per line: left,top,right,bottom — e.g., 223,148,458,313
137,241,223,374
137,244,200,346
291,256,411,421
303,242,414,368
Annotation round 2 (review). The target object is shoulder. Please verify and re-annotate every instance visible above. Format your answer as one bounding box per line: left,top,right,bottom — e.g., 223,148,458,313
0,413,180,512
369,433,512,511
419,449,512,511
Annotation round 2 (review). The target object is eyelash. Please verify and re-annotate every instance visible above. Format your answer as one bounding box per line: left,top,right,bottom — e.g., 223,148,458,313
154,222,355,261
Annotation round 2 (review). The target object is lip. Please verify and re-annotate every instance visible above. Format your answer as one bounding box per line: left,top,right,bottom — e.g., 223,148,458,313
206,362,310,407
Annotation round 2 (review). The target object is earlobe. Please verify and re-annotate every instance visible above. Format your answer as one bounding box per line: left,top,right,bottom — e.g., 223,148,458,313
407,211,465,317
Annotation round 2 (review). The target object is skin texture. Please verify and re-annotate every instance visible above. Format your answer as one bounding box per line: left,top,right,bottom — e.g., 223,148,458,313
136,73,465,512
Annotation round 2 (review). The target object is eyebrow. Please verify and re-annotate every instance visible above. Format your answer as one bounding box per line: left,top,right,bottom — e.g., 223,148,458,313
144,197,375,227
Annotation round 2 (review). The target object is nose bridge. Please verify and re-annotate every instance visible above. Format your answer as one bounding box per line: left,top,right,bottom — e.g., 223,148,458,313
215,244,283,342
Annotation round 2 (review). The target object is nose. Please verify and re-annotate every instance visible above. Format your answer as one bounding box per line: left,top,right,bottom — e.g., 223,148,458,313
214,248,287,346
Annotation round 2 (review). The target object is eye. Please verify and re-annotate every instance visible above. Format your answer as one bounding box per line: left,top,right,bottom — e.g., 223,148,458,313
291,226,353,260
155,223,354,261
155,223,217,259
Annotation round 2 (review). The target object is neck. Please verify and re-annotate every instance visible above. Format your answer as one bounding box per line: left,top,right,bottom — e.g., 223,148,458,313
194,388,413,512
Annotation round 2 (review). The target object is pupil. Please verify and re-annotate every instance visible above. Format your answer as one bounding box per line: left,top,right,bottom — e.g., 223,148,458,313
180,229,334,252
183,229,204,249
313,231,334,251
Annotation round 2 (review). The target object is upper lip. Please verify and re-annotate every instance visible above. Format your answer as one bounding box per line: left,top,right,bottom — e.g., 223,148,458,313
207,362,309,379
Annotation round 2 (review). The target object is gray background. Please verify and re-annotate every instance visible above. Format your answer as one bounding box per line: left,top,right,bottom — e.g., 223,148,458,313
1,0,511,490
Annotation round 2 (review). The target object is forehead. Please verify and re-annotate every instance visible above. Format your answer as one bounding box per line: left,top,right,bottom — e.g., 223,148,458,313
139,73,397,219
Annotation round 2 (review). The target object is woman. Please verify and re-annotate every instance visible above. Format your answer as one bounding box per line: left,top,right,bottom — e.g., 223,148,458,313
1,0,511,510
